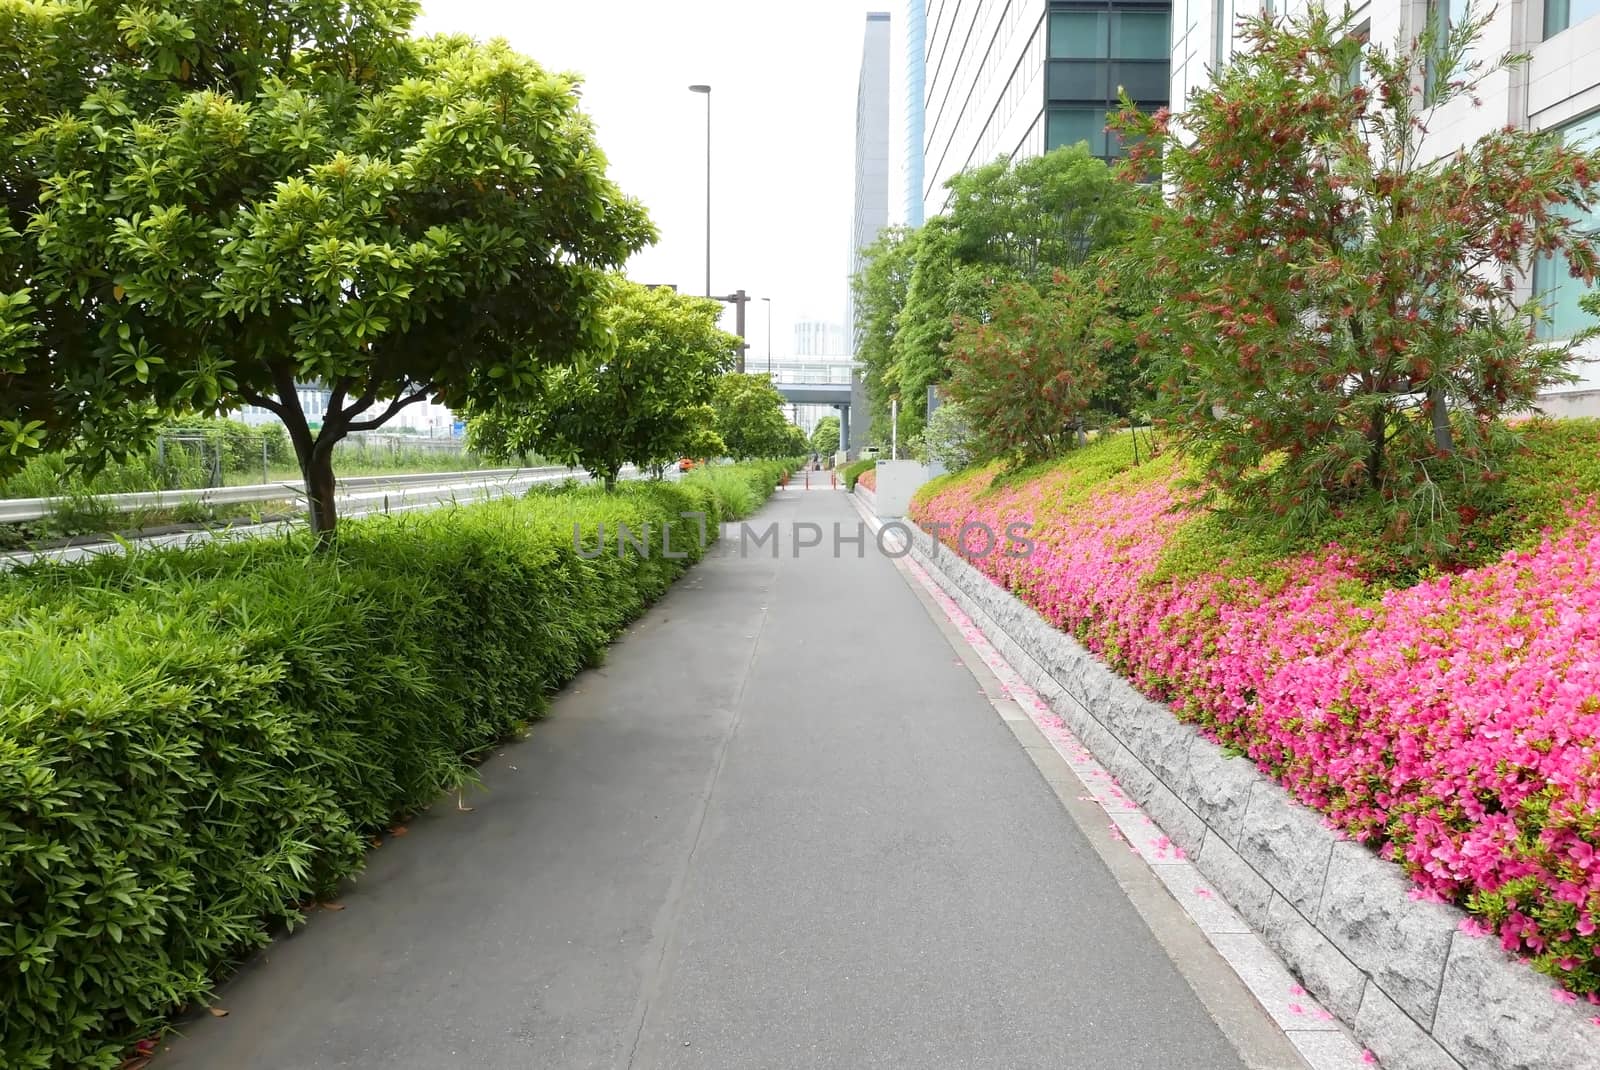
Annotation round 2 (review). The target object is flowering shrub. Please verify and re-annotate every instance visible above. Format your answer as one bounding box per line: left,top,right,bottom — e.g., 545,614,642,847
911,427,1600,997
1112,7,1600,561
858,467,877,492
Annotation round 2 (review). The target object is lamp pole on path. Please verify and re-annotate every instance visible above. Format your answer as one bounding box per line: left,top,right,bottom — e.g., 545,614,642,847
688,84,712,298
761,297,772,375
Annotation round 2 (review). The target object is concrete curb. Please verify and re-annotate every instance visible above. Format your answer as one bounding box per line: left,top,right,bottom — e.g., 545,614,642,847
902,521,1600,1070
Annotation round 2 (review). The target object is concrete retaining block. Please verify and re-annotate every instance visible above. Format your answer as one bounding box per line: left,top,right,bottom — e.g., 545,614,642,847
1196,829,1275,931
1262,893,1369,1022
1433,932,1596,1070
1236,780,1335,919
1176,736,1257,847
1355,984,1465,1070
1317,840,1457,1028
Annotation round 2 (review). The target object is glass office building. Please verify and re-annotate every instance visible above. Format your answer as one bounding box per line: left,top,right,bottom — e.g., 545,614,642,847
905,0,927,226
922,1,1171,218
1044,3,1171,157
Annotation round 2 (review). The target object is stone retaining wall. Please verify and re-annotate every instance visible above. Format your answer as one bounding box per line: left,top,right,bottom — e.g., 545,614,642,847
905,523,1599,1070
852,482,878,516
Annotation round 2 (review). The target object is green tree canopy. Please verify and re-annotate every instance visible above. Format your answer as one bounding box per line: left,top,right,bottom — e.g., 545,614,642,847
3,0,653,539
947,269,1111,465
1115,6,1600,558
850,144,1143,448
467,279,735,488
850,225,917,435
809,415,840,457
713,374,801,460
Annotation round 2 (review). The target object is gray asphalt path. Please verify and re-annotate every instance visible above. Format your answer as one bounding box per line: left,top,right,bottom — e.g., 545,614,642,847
156,488,1255,1070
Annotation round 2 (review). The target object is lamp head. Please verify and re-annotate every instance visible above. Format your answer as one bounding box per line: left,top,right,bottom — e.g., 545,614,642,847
688,84,711,94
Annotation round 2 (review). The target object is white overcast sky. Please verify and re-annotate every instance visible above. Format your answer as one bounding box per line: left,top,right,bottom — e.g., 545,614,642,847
415,1,906,359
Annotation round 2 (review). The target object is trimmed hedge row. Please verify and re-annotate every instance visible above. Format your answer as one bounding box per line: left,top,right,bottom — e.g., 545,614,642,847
841,457,876,491
0,469,784,1069
681,458,798,519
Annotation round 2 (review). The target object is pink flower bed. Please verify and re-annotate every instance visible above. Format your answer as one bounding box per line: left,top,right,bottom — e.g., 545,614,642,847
857,467,877,492
912,461,1600,996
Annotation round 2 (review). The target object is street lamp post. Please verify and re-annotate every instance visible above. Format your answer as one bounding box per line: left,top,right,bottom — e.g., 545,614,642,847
760,297,772,376
688,85,711,298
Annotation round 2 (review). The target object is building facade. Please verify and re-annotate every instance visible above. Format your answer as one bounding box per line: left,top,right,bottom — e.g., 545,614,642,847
922,1,1172,218
793,319,850,358
905,0,928,226
1180,1,1600,396
847,12,894,353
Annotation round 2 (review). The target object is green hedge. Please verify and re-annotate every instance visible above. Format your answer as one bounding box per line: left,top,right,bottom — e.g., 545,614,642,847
0,471,774,1069
680,458,797,519
842,457,876,491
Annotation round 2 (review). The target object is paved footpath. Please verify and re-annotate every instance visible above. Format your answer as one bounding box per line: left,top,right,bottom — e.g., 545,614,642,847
157,487,1308,1070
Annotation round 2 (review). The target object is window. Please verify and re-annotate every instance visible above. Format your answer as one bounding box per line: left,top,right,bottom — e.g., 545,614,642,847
1113,11,1171,60
1052,8,1172,61
1051,12,1108,59
1341,22,1370,91
1533,111,1600,339
1547,1,1600,37
1047,107,1110,156
1424,0,1470,103
1214,0,1235,69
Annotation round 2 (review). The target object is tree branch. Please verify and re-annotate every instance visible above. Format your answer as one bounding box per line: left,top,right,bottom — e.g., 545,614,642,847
325,375,355,424
238,385,286,418
345,387,434,433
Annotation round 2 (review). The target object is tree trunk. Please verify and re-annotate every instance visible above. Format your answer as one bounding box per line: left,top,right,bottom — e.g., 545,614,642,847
254,366,434,550
1429,384,1455,455
302,444,338,550
1367,407,1386,491
603,468,619,493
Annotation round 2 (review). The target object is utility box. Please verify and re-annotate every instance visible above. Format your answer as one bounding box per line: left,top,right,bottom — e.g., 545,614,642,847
871,460,929,519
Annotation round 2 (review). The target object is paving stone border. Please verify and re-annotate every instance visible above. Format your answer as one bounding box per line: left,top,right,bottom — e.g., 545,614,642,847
903,521,1600,1070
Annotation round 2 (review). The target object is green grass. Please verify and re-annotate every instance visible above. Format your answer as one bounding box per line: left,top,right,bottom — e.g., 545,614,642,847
919,420,1600,593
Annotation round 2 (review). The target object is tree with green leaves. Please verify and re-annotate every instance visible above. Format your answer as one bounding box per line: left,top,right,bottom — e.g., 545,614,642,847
1114,6,1600,558
467,279,734,489
917,398,977,471
942,142,1144,279
713,374,801,460
809,415,841,457
850,144,1143,447
5,0,653,542
947,269,1111,465
850,225,918,435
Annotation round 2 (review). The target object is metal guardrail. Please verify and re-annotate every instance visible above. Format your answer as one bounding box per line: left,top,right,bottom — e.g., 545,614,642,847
1,466,661,570
0,467,571,525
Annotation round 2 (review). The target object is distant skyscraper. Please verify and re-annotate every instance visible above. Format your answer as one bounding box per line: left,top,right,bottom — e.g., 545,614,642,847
793,320,848,357
904,0,926,227
846,11,892,354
